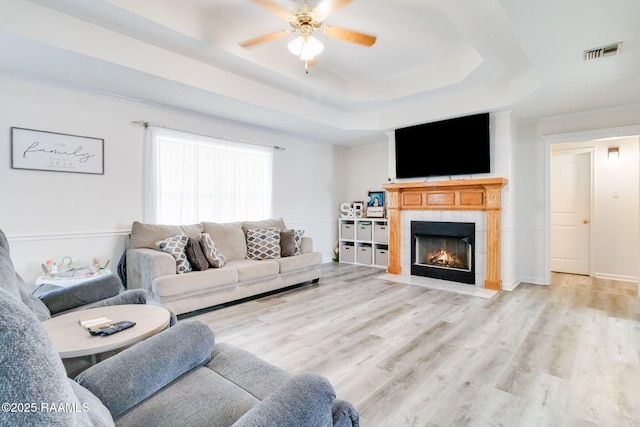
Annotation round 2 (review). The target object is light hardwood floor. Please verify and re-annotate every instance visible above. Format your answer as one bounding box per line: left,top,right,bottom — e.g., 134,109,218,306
183,263,640,426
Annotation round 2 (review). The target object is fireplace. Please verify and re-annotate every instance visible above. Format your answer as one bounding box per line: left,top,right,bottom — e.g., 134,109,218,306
411,221,475,284
383,178,507,290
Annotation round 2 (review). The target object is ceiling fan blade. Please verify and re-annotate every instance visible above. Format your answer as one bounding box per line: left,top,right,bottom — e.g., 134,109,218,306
323,26,376,47
251,0,293,20
239,30,289,47
313,0,352,20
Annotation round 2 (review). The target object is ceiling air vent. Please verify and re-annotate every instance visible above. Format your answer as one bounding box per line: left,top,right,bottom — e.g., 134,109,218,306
583,42,622,61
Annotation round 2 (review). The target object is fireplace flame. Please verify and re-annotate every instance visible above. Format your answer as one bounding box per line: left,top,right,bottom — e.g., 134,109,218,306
428,249,459,268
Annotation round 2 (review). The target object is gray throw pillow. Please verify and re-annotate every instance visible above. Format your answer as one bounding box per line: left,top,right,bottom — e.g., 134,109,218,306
185,237,209,271
280,230,295,257
280,229,304,257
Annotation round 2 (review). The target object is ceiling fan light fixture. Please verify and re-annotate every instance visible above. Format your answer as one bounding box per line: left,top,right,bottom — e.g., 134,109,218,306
287,35,324,60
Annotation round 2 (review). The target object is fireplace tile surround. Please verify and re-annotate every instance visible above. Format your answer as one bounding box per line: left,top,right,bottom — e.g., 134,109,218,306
383,177,507,290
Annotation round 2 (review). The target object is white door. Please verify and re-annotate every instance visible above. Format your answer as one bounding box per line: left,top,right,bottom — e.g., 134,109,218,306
550,150,591,275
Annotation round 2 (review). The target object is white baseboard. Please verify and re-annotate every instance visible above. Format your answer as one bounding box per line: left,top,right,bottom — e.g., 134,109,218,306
592,272,638,283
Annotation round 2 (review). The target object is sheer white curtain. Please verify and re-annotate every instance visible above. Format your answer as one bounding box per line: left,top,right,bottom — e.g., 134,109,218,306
143,126,273,224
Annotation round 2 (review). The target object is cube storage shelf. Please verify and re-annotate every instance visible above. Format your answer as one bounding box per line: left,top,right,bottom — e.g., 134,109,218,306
339,218,389,267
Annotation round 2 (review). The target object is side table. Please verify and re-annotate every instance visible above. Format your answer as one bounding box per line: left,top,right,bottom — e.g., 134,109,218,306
33,269,112,296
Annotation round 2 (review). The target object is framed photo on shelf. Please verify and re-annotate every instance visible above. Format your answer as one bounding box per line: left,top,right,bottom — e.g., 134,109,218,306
11,127,104,175
367,191,385,217
367,191,384,208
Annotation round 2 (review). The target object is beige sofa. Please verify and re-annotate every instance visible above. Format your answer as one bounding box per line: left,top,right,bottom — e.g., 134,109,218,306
126,218,322,315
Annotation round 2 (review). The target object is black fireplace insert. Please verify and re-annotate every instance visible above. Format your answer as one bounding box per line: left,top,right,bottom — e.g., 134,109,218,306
411,221,475,284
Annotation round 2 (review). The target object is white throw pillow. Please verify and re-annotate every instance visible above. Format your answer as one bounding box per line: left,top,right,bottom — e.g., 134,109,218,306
199,233,227,268
246,228,281,260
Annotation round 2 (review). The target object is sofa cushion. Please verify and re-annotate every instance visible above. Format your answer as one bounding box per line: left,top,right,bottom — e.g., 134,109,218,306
185,237,209,271
277,252,323,274
246,228,281,260
209,342,292,400
156,234,192,274
199,233,227,268
280,229,305,257
201,221,247,260
226,259,280,282
131,221,203,249
153,267,239,298
242,218,287,234
113,367,258,427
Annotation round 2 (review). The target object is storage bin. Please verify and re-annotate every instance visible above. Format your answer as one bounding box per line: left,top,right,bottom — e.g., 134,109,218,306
375,247,389,266
340,242,355,263
356,244,372,265
356,222,372,241
374,223,388,243
341,222,355,239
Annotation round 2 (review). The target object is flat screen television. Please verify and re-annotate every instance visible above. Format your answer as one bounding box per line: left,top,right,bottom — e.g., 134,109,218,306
394,113,490,179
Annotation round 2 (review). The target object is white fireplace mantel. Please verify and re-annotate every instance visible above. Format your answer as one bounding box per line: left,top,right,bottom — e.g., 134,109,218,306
382,177,508,290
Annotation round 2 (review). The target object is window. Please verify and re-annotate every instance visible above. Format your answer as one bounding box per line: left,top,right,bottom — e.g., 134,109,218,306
143,126,273,224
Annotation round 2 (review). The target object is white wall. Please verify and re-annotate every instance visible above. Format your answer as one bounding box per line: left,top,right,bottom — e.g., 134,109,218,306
344,136,389,204
1,73,343,283
513,123,547,284
594,136,639,280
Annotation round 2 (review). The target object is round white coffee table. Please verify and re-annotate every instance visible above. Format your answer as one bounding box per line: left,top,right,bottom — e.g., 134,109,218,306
42,304,171,360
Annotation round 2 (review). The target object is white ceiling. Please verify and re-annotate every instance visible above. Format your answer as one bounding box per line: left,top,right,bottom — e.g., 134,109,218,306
1,0,639,145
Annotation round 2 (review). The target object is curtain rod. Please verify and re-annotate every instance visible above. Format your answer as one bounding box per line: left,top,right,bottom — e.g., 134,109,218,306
130,120,286,151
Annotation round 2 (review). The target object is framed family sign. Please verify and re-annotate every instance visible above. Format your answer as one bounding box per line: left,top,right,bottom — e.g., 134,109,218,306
11,127,104,175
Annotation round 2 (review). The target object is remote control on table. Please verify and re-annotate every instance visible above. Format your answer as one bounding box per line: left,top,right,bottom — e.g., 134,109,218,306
89,320,136,336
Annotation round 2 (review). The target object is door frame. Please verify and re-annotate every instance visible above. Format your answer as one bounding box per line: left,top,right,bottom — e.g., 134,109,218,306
549,146,594,276
542,125,640,289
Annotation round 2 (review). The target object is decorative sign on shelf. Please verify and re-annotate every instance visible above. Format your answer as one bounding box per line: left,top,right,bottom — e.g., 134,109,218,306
367,191,385,217
340,201,365,218
11,127,104,175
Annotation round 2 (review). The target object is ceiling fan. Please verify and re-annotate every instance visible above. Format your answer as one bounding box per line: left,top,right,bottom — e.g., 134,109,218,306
240,0,377,73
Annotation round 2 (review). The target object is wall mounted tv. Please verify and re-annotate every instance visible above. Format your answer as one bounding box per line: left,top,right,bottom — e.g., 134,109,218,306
394,113,490,179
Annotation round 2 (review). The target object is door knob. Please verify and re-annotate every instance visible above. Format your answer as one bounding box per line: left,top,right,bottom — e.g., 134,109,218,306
583,219,589,224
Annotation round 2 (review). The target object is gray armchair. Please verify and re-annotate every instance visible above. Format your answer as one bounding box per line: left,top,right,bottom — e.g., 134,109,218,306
38,273,146,316
0,228,359,426
0,228,175,326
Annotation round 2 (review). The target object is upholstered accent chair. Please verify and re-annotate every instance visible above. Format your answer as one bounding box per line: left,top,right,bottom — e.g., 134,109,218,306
0,228,176,326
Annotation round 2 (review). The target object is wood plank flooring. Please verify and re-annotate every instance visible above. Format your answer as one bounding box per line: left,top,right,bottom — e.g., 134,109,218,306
184,264,640,426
